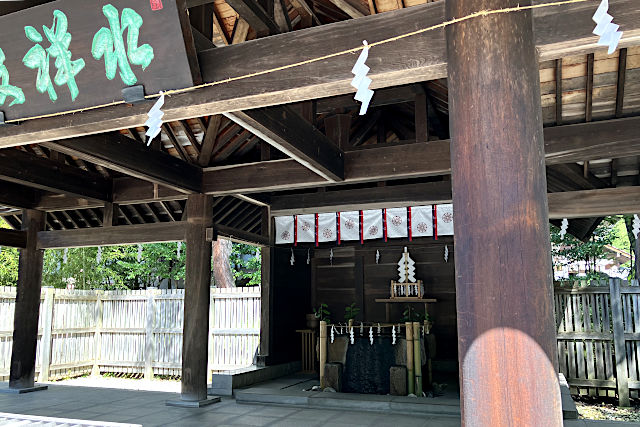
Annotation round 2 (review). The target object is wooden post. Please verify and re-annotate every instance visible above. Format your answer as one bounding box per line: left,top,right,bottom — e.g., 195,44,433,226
405,322,414,395
8,209,46,392
92,290,103,377
609,278,630,406
445,0,562,424
39,288,55,382
258,207,273,365
412,321,422,396
144,289,157,381
172,194,218,406
319,320,327,388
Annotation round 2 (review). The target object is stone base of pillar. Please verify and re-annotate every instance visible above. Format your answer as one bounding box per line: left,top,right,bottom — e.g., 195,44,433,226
165,396,221,408
0,384,48,394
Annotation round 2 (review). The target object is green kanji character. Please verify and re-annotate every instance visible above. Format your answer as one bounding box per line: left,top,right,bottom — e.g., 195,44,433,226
0,48,25,107
92,4,154,86
23,10,86,102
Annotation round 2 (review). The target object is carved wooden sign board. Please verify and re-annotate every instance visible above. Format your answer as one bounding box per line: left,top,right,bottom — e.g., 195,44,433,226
0,0,199,121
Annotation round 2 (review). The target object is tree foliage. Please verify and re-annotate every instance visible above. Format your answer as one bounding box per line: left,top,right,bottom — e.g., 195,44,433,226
0,216,261,290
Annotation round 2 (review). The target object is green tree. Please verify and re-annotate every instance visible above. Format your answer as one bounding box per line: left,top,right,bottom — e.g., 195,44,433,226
230,243,261,287
551,218,620,282
0,218,19,287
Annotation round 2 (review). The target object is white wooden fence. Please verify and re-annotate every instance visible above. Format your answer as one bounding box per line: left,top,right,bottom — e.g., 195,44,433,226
0,286,261,381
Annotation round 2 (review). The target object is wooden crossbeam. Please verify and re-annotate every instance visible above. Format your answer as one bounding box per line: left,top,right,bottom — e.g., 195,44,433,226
225,106,345,181
0,180,42,210
1,0,639,148
548,186,640,219
0,228,27,248
42,133,202,193
37,222,188,249
213,224,269,246
271,181,452,215
0,149,111,201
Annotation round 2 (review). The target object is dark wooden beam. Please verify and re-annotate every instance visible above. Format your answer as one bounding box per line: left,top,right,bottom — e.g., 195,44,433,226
37,222,188,249
214,224,269,246
0,149,111,201
0,180,42,210
181,194,213,403
586,53,594,122
3,0,639,148
163,124,192,163
198,115,222,167
9,209,45,390
324,114,352,150
446,0,560,422
616,48,628,118
0,228,27,248
43,134,202,194
555,59,563,125
548,186,640,219
225,106,344,181
271,181,451,215
415,92,428,144
544,116,640,165
225,0,280,36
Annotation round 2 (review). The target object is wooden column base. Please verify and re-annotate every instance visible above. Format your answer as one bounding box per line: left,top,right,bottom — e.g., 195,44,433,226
0,384,48,394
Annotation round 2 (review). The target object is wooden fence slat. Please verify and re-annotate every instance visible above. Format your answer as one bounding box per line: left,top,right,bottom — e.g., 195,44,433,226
610,279,631,406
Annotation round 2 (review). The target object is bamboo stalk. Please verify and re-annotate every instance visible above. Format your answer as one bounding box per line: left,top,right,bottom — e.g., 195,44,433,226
413,321,423,396
319,321,327,388
405,322,414,395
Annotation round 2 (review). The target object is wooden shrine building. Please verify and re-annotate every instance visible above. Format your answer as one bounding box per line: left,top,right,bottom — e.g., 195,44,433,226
0,0,639,425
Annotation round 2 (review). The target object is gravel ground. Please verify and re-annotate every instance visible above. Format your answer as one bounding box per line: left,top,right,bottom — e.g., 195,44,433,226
50,375,181,393
576,397,640,422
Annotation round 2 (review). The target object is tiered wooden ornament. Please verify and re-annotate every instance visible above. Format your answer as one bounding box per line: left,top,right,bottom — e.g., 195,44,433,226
390,247,424,299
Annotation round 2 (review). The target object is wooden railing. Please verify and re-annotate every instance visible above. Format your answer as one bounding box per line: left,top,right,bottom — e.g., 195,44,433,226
0,286,260,381
554,278,640,406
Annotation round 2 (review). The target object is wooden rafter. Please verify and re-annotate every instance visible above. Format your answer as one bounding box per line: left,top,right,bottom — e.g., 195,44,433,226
225,0,280,36
43,133,202,194
225,106,345,181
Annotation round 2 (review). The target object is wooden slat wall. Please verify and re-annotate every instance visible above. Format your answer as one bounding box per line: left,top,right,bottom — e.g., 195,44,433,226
555,279,640,404
0,286,261,380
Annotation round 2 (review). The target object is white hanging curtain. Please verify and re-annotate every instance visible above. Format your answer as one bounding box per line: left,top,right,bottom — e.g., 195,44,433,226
362,209,383,240
411,205,433,237
339,211,360,241
317,213,337,243
437,204,454,235
385,207,408,238
275,216,295,244
296,214,315,243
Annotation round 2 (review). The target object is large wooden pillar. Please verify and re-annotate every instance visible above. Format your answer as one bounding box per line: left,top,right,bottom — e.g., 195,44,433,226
445,1,562,425
170,194,219,407
8,209,46,392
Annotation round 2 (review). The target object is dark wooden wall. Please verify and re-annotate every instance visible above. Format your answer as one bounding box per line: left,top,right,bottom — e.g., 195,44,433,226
310,238,458,361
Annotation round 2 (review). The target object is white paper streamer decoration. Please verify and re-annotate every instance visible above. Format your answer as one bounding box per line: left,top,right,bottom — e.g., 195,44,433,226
275,216,295,244
377,323,381,336
137,244,143,262
96,246,102,263
386,207,408,238
317,213,336,242
633,215,640,239
296,214,315,243
307,249,311,265
360,322,364,336
145,93,165,143
376,250,380,264
362,209,383,240
351,41,374,115
350,327,354,344
369,326,374,345
330,248,334,265
177,242,182,258
560,218,569,240
592,0,623,55
63,248,68,264
290,248,295,266
444,245,449,263
411,205,433,237
392,326,396,345
339,211,360,241
331,325,335,344
436,204,454,236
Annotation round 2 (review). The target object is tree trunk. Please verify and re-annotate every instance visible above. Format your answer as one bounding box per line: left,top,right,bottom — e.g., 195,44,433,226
212,239,234,288
624,216,637,279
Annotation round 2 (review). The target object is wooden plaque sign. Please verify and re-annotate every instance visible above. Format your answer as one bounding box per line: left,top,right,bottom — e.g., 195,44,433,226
0,0,199,121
